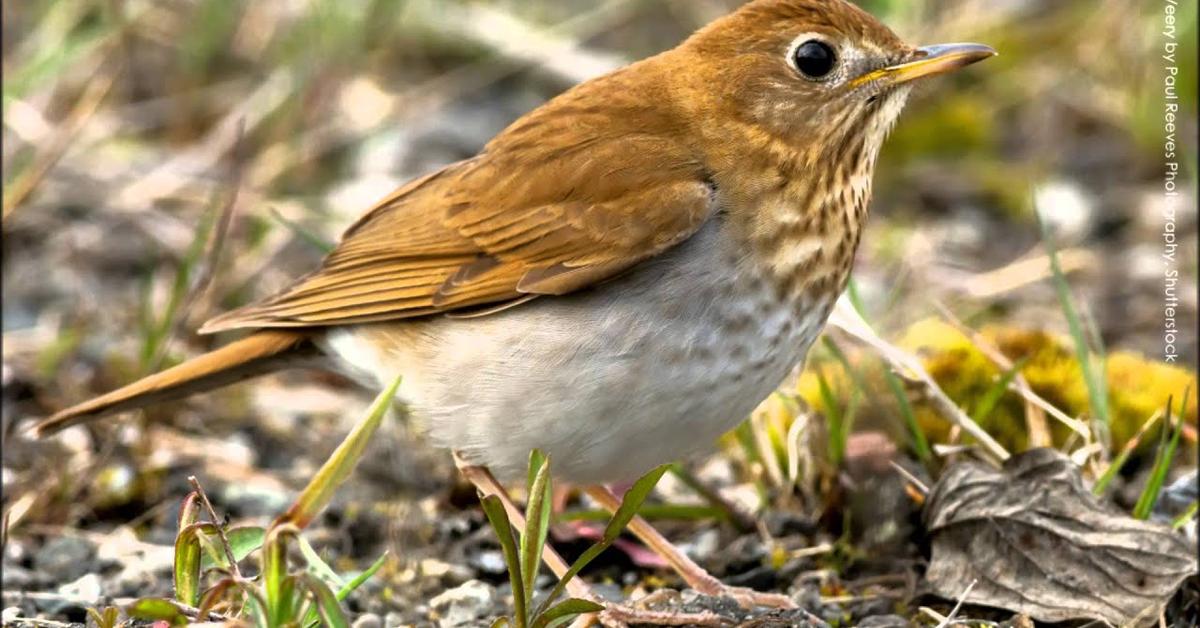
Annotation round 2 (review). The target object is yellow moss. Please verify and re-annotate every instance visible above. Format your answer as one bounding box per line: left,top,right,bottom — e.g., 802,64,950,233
797,318,1197,454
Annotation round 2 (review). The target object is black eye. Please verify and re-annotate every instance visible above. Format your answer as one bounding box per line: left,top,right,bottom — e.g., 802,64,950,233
793,40,837,79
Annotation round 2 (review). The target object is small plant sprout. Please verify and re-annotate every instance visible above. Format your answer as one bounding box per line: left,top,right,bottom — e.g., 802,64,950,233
483,450,669,628
128,376,401,626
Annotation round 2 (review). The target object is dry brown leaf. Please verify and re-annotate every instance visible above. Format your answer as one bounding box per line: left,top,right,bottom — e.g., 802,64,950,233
923,448,1198,626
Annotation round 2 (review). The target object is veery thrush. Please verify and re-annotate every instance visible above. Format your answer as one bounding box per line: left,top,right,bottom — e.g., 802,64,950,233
37,0,994,614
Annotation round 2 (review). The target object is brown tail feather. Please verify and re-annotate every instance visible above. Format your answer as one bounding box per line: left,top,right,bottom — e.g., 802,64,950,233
36,330,318,437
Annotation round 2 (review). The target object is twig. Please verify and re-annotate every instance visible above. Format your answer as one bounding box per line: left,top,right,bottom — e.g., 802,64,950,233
186,476,242,580
828,298,1010,464
935,579,977,628
959,246,1096,300
2,62,120,222
888,460,929,496
932,300,1090,443
0,614,74,628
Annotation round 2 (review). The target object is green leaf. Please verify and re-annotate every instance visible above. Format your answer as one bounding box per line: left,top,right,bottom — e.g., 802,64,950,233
526,450,548,499
86,606,119,628
200,526,265,571
535,465,669,617
126,598,187,626
173,522,218,606
263,524,299,624
601,464,668,545
304,552,389,627
278,376,401,529
298,535,346,590
1133,391,1188,520
336,551,388,601
178,492,201,530
300,573,351,628
196,577,244,620
520,451,552,604
532,598,605,628
491,618,513,628
481,495,527,627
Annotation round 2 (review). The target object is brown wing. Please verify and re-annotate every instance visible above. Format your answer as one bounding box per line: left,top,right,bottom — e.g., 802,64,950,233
199,75,714,333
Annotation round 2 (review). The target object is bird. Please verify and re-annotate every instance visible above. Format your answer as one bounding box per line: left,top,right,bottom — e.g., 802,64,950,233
36,0,994,615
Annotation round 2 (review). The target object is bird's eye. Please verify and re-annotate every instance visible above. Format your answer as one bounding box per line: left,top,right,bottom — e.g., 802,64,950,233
792,40,837,80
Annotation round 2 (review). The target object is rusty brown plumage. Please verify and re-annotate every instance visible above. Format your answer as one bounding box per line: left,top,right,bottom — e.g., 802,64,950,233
38,0,994,484
36,0,995,611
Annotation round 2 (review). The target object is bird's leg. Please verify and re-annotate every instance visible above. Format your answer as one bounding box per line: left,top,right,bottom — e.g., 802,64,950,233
583,485,796,610
452,453,725,627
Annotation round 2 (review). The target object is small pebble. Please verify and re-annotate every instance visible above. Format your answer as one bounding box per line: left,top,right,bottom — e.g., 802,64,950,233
57,573,102,604
683,528,720,563
1,565,34,589
220,482,290,517
467,549,507,576
430,580,496,627
857,615,910,627
419,558,473,585
33,536,96,583
352,612,383,628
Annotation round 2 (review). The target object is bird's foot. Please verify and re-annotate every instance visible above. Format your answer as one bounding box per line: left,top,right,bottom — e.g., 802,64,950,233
593,603,725,627
690,577,796,610
570,593,725,628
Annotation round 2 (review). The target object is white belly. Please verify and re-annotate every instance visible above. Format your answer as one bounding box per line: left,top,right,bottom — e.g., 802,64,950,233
324,221,832,484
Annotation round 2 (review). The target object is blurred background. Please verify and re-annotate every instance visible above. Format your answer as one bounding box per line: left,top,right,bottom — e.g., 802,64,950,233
3,0,1198,625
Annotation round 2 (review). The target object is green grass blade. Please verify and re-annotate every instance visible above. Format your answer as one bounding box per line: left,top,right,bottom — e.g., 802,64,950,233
520,451,552,603
1133,391,1188,520
480,494,527,628
971,358,1029,425
535,465,669,617
278,376,401,529
880,365,931,465
336,551,389,601
1092,409,1165,496
1039,214,1109,438
1173,501,1198,530
301,574,352,628
814,368,846,467
531,598,605,628
140,202,220,371
270,207,335,253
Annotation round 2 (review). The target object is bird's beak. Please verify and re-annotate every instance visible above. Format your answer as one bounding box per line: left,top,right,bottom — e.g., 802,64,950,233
850,43,997,88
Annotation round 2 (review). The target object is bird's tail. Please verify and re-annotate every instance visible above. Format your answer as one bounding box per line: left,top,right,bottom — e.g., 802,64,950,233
35,330,317,437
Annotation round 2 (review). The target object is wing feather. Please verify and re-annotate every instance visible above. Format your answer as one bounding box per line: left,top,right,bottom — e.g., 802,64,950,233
199,63,714,334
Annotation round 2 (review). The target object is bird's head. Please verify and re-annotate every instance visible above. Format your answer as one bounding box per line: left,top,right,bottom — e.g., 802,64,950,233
672,0,995,169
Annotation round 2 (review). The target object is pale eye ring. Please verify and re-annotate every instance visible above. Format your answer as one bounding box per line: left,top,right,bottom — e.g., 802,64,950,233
792,39,837,80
